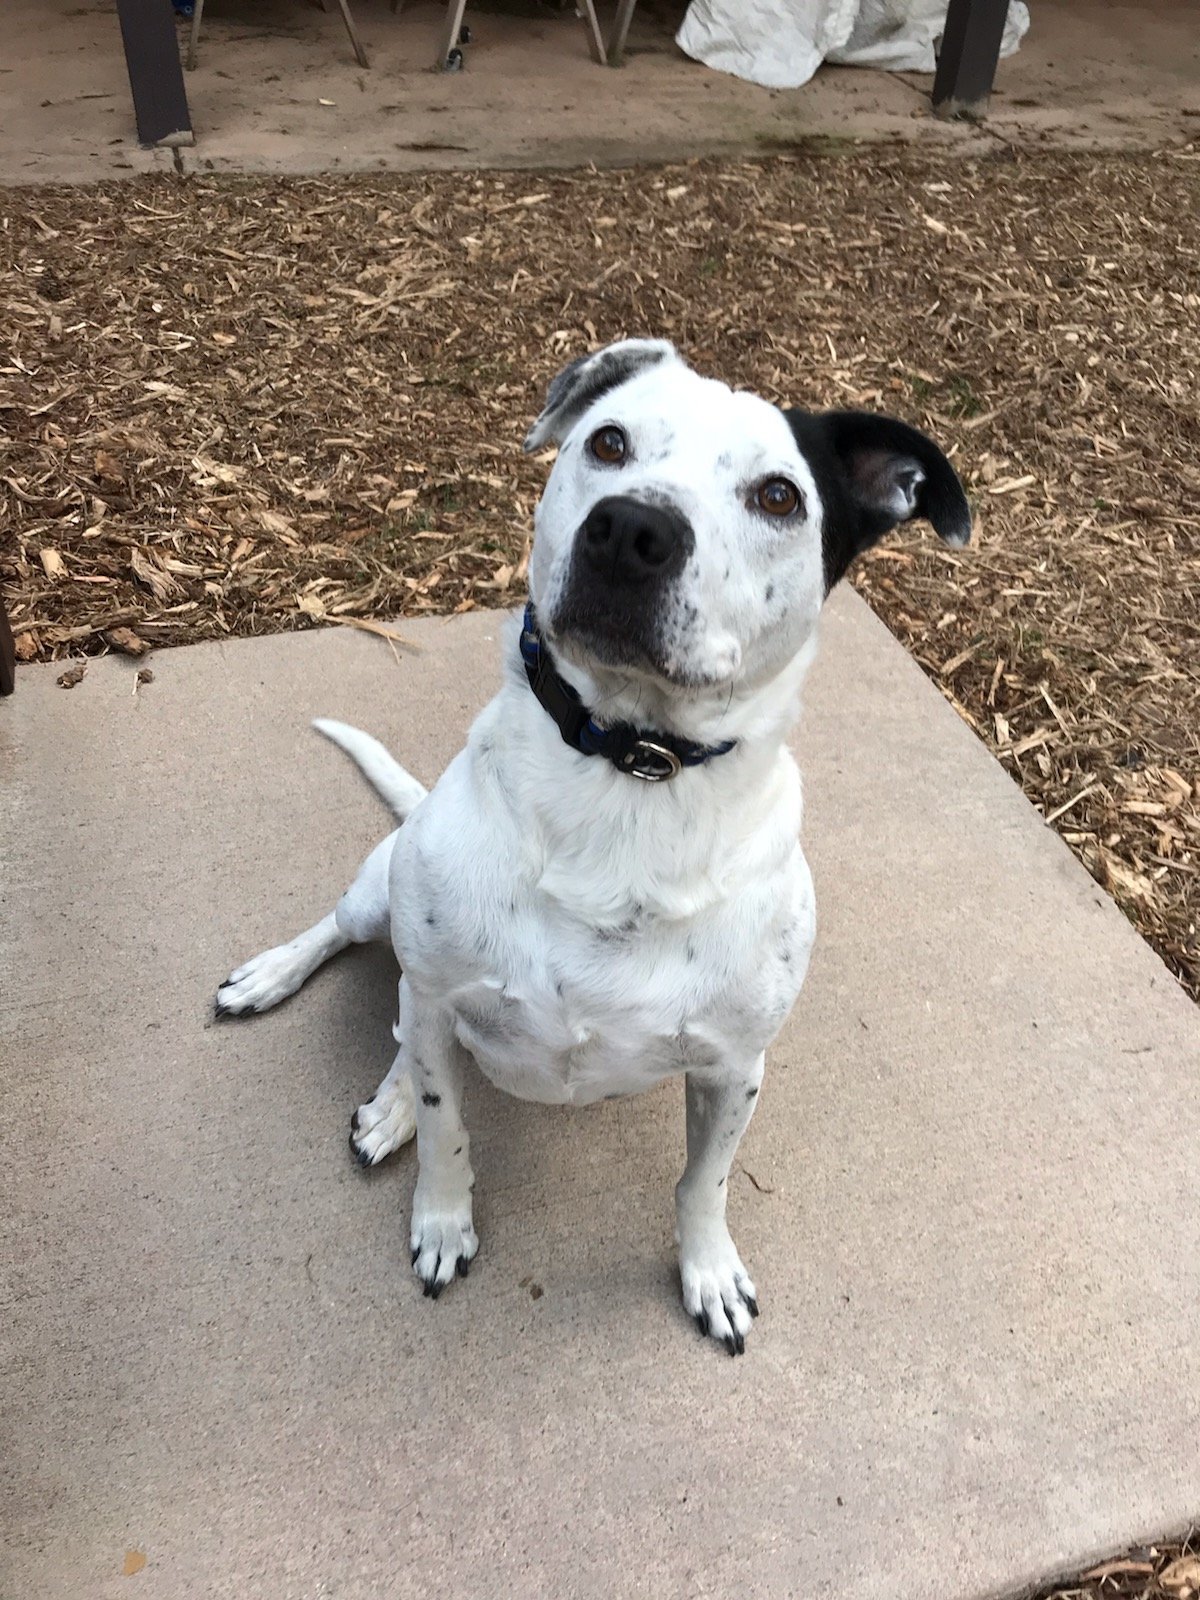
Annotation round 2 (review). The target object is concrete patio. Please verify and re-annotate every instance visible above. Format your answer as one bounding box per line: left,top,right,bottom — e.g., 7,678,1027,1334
2,590,1198,1599
2,0,1197,186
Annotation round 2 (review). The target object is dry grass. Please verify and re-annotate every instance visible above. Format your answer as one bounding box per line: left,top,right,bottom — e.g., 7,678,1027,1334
1,151,1197,1000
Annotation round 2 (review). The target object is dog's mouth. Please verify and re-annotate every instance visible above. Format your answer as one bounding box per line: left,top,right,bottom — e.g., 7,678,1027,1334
545,602,728,694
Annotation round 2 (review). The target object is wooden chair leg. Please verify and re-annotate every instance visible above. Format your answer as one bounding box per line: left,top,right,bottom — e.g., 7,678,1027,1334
606,0,638,65
331,0,370,65
186,0,204,70
0,598,16,696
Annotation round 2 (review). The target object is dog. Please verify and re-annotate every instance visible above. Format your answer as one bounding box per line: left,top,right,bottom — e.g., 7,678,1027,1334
216,339,970,1355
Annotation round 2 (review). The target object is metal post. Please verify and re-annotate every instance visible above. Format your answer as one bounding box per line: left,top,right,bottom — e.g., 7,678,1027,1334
115,0,194,147
0,600,16,696
606,0,638,66
931,0,1008,119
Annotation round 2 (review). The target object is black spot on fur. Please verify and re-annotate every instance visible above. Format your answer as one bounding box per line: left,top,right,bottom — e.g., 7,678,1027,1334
685,941,697,963
453,1145,463,1156
746,1086,759,1100
528,341,672,446
765,583,775,602
425,913,437,928
422,1091,441,1108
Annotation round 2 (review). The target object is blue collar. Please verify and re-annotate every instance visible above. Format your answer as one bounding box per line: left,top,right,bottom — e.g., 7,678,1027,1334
518,603,736,782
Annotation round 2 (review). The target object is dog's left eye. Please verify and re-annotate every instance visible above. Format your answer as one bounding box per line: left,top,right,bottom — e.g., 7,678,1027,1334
589,426,628,465
756,478,801,518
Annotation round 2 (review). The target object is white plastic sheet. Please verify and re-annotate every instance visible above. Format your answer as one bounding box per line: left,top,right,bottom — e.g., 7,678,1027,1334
676,0,1030,90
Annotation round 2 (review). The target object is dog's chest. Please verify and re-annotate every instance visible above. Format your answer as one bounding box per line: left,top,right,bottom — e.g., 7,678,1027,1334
447,942,696,1106
451,979,699,1105
440,900,803,1107
438,921,710,1107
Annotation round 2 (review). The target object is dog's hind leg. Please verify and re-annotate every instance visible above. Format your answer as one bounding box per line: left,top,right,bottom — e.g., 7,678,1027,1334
215,831,398,1017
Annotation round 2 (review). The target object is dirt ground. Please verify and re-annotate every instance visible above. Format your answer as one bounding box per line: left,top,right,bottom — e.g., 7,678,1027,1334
2,149,1198,1013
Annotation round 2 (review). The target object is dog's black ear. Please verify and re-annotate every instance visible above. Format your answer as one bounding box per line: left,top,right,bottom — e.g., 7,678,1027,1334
524,338,677,451
784,409,972,592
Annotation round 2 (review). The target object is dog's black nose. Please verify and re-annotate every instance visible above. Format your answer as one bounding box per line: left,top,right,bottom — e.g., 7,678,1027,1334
578,497,693,585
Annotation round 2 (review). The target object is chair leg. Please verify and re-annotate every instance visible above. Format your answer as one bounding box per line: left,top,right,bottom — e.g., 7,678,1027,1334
186,0,204,70
0,598,16,696
332,0,370,66
435,0,468,67
606,0,638,65
577,0,605,64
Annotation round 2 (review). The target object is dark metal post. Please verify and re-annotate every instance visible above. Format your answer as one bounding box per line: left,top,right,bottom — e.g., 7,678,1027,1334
932,0,1009,119
0,600,16,696
115,0,194,147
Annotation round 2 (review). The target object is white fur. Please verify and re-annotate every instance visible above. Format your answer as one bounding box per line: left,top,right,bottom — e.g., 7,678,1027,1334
218,342,830,1353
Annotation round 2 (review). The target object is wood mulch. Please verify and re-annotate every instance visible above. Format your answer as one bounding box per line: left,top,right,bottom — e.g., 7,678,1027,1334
1,151,1197,1005
1037,1535,1200,1600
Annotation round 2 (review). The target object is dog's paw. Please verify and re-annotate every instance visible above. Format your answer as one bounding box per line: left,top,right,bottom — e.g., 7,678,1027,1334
410,1197,478,1299
349,1077,416,1168
679,1229,759,1357
215,943,313,1017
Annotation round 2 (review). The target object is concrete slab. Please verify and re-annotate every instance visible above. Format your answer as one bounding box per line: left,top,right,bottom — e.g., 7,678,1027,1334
2,591,1199,1600
2,0,1197,187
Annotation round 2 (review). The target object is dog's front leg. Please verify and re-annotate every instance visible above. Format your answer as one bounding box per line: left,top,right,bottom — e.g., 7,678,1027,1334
401,977,478,1298
676,1056,764,1355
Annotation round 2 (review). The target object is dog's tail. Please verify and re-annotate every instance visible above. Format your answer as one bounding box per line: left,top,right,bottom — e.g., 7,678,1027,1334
312,719,429,823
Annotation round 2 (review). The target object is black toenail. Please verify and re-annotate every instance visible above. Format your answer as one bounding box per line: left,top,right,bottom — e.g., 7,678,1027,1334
457,1256,469,1277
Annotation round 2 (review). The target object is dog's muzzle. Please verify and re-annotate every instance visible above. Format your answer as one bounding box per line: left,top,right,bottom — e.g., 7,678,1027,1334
551,496,695,678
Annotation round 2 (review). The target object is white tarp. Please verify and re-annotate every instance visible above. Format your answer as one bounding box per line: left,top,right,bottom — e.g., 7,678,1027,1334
676,0,1030,91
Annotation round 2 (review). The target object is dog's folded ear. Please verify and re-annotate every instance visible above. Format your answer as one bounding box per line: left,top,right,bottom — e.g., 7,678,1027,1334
784,409,972,592
524,338,678,452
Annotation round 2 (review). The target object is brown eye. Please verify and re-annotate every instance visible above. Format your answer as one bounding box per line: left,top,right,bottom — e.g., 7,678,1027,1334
589,426,628,465
756,477,800,518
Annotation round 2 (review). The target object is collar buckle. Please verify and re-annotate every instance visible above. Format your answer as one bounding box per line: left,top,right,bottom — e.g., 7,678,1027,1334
621,740,683,782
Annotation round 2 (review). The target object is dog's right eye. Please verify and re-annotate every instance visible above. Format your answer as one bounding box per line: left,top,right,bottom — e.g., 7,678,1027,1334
588,426,628,465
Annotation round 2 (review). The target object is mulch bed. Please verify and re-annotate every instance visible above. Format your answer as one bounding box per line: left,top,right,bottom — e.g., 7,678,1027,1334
1037,1535,1199,1600
1,150,1197,1005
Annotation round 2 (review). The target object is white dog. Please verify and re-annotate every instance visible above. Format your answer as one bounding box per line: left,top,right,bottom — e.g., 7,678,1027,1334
217,339,969,1355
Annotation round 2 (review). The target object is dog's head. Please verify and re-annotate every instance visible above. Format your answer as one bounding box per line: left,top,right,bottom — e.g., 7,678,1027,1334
524,339,970,733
